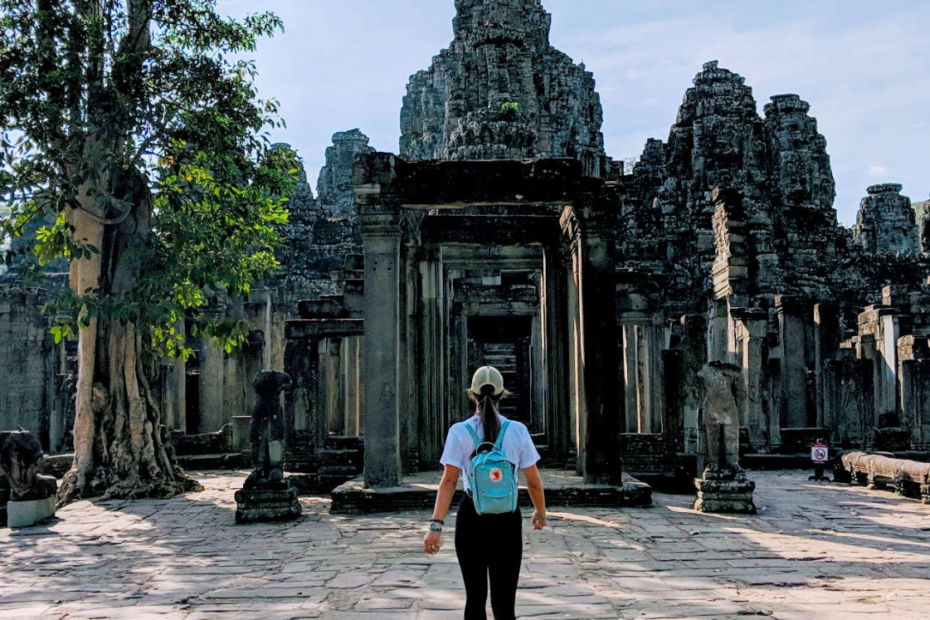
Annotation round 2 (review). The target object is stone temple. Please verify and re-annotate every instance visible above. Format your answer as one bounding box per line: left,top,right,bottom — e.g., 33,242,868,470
3,0,930,495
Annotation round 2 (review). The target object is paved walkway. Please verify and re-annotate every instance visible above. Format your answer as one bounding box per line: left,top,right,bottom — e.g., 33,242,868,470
1,470,929,619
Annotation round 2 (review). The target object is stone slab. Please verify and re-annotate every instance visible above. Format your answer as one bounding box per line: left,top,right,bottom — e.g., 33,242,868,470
4,470,930,619
330,475,653,515
234,486,302,524
7,496,56,528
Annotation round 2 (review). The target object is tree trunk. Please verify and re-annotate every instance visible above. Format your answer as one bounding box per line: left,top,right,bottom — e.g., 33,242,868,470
58,178,203,506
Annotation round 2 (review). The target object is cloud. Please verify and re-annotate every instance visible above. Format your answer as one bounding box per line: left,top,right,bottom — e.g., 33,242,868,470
868,166,889,178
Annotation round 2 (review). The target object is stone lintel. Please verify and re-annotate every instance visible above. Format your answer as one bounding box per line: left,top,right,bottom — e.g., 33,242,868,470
775,295,808,315
285,319,364,340
355,153,589,207
297,299,346,319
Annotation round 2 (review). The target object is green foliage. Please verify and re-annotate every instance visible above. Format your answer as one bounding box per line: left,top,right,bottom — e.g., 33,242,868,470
0,0,297,360
501,102,520,114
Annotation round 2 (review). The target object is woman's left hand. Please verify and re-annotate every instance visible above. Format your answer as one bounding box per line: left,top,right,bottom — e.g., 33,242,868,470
424,530,442,555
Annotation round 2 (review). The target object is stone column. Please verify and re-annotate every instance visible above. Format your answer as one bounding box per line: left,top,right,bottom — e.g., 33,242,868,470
418,253,446,466
325,338,345,436
343,337,361,436
732,309,767,450
680,315,707,458
198,336,227,434
355,159,405,487
283,336,322,443
814,304,841,432
776,296,810,429
358,212,403,488
622,324,640,433
877,312,904,419
898,336,930,445
542,246,571,462
562,199,622,486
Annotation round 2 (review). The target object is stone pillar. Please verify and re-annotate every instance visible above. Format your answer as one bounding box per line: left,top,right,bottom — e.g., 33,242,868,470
325,338,345,436
877,312,903,419
542,247,571,462
680,315,707,458
622,324,640,433
732,309,767,450
343,337,361,436
562,200,622,486
283,337,322,444
357,160,404,487
199,336,227,434
776,296,810,429
418,253,446,466
814,304,841,433
401,245,418,472
663,349,684,453
898,336,930,446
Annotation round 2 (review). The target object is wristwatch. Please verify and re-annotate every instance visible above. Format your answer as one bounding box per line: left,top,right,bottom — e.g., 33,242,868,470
428,521,443,533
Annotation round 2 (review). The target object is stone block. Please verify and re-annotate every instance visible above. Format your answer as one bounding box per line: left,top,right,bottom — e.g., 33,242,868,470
694,476,757,514
234,486,302,525
7,496,56,528
231,416,251,452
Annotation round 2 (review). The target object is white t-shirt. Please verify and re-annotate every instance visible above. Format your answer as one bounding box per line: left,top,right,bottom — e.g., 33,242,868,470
440,415,541,492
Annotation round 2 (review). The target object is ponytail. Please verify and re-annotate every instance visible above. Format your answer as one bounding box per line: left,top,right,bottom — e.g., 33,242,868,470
468,385,506,444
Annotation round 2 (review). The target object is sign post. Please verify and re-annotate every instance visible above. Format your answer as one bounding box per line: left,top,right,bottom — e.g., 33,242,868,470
809,440,831,482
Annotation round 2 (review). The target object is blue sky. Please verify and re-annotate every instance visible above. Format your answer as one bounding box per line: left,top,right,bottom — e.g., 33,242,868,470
223,0,929,226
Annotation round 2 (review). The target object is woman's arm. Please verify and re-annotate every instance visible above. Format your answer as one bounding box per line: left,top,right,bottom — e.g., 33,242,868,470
424,464,460,555
523,464,547,530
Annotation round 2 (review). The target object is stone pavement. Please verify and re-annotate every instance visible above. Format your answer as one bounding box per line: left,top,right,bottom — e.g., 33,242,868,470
1,470,929,619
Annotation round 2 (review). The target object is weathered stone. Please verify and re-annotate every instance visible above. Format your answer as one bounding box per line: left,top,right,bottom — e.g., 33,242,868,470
854,184,920,254
0,431,57,502
694,363,756,514
233,485,302,524
317,129,376,219
235,370,302,524
6,495,56,528
400,0,609,177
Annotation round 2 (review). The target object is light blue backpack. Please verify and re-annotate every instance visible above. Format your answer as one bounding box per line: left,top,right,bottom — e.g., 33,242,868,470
464,420,518,515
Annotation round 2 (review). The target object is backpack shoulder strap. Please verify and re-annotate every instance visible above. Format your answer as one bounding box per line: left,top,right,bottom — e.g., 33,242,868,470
464,423,481,447
493,419,511,450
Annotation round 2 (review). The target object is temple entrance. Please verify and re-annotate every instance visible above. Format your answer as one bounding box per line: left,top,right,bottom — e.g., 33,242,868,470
467,315,540,435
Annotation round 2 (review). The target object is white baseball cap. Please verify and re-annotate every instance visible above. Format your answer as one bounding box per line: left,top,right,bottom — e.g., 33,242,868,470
470,366,505,396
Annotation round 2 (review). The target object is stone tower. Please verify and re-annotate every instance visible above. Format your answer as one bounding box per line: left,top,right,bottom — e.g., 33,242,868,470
853,184,920,255
317,129,375,219
400,0,608,177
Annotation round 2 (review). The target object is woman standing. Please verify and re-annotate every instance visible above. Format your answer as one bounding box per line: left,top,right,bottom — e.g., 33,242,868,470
424,366,548,620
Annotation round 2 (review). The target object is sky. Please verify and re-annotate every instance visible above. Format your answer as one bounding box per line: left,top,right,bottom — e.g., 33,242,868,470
222,0,929,226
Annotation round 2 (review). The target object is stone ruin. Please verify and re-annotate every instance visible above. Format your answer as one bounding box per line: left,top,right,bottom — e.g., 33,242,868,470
3,0,930,504
234,370,302,524
694,363,756,514
0,431,57,527
836,451,930,503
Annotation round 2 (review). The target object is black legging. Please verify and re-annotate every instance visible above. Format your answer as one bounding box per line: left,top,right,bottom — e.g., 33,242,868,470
454,495,523,620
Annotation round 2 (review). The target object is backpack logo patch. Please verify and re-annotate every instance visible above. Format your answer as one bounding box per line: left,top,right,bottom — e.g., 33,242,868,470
489,468,503,483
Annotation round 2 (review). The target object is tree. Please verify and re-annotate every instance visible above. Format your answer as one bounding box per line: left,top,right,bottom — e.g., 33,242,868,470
0,1,298,504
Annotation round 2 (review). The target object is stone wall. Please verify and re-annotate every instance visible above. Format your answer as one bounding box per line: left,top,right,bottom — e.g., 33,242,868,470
0,285,61,451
